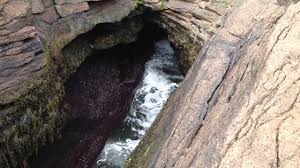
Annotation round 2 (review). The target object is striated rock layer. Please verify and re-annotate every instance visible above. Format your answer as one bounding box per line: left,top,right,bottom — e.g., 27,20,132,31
142,0,233,73
0,0,138,167
127,0,300,167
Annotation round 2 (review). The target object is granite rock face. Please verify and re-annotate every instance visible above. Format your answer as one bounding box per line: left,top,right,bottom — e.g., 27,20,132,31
127,0,300,167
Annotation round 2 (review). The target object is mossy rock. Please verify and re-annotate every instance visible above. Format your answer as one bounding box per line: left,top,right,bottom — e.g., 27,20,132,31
0,5,143,167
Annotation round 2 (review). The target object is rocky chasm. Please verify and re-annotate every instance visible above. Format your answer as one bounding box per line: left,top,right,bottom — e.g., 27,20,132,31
1,0,300,168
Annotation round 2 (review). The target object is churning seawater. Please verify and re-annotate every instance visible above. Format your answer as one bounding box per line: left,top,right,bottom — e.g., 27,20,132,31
96,39,184,168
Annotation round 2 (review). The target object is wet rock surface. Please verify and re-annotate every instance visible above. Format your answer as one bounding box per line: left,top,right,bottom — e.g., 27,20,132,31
127,0,300,167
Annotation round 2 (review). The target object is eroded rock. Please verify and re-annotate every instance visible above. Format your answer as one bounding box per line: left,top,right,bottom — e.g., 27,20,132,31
0,0,137,167
2,0,299,167
143,0,230,73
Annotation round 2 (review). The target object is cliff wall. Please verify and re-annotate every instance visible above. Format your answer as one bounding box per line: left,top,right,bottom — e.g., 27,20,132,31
127,0,300,167
0,0,137,167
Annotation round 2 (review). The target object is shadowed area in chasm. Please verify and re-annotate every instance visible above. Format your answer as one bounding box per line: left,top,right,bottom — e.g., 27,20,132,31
29,24,167,168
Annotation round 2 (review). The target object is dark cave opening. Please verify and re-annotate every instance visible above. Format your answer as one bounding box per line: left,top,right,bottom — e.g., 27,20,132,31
28,18,172,168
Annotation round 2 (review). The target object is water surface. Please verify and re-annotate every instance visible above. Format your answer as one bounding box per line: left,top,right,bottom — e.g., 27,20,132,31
96,39,184,168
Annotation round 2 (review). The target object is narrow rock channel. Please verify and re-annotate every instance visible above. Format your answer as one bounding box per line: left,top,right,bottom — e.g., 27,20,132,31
29,28,152,168
96,39,183,168
29,23,183,168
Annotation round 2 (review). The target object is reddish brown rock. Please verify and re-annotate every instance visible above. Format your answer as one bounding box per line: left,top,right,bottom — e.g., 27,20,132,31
38,5,60,24
126,0,300,168
0,0,137,167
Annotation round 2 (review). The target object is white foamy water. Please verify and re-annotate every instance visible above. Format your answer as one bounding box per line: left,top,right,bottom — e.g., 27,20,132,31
96,40,184,168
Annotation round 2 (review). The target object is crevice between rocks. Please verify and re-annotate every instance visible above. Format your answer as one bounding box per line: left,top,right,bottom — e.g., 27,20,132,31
28,12,182,168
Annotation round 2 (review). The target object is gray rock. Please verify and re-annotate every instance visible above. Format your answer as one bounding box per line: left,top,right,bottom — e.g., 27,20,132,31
55,2,89,17
31,0,45,14
42,0,54,8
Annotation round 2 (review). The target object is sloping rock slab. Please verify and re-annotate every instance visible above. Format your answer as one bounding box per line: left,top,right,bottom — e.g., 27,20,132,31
126,0,300,167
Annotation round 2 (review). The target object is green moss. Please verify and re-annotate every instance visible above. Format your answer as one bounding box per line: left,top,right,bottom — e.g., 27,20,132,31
0,48,68,167
92,18,143,50
135,0,144,6
0,11,149,167
159,0,167,10
159,20,201,74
